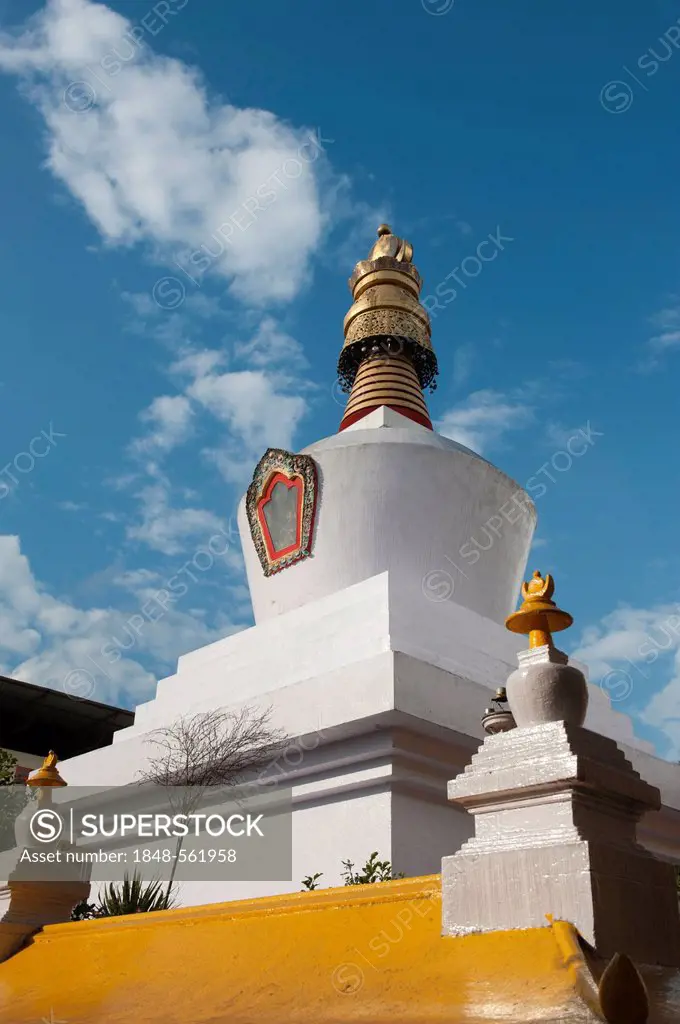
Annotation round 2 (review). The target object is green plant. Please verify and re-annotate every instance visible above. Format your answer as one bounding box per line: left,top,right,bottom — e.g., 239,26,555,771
0,749,17,786
301,872,323,891
0,748,33,853
99,874,176,915
341,851,400,885
301,853,404,891
71,899,99,921
71,873,177,919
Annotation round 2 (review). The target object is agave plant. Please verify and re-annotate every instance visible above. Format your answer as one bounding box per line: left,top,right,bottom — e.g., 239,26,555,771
96,873,175,916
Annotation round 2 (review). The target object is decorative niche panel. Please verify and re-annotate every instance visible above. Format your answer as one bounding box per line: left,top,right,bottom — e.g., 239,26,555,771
246,448,319,576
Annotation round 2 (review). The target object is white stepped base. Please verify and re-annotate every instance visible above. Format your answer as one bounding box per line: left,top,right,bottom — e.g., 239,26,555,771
442,721,680,965
58,573,680,904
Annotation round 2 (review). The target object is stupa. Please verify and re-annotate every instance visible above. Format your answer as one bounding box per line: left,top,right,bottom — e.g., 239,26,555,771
3,226,680,1024
53,226,680,904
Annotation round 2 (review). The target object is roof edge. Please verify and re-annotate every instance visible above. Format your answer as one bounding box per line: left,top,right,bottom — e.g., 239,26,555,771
33,874,443,940
551,919,602,1017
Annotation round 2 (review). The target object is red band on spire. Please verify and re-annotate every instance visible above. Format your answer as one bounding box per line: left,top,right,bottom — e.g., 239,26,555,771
339,404,433,431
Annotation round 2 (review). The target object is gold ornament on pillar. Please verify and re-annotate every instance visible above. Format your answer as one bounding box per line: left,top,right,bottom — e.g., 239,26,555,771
337,225,438,431
24,751,67,828
505,570,573,649
27,750,67,788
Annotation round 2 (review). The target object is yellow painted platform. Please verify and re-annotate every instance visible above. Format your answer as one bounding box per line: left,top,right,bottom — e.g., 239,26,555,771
0,875,678,1023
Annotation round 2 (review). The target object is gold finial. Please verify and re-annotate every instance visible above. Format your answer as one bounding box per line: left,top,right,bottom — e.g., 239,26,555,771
366,223,414,264
505,570,573,649
27,750,67,788
337,223,438,429
598,953,649,1024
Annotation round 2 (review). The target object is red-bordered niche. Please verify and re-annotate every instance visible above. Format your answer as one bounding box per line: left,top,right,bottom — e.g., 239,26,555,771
246,448,319,576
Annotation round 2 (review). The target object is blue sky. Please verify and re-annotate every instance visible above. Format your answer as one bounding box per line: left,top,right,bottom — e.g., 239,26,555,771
0,0,679,758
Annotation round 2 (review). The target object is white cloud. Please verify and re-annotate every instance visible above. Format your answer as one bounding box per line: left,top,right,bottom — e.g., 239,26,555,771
572,608,659,680
233,316,308,370
0,1,344,562
58,499,88,512
168,323,313,484
199,445,257,489
451,342,474,388
648,305,680,356
170,347,224,380
126,479,227,556
132,393,193,455
0,0,348,696
544,422,587,450
638,301,680,370
572,603,680,758
189,370,307,456
650,330,680,353
0,0,330,304
437,388,533,455
120,311,314,545
639,662,680,758
0,533,242,708
650,306,680,331
112,567,161,590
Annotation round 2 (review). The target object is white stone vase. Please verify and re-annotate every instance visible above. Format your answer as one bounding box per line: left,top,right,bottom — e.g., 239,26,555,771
506,645,589,728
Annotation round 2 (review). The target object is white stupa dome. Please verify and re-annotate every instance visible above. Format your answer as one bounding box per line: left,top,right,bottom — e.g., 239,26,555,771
237,227,535,626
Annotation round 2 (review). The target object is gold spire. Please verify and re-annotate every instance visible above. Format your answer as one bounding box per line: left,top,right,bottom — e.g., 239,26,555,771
337,225,438,430
27,750,67,788
505,570,573,649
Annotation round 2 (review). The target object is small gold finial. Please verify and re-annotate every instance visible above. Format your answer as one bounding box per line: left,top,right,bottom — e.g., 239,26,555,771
27,750,67,788
365,224,414,264
598,953,649,1024
505,570,573,649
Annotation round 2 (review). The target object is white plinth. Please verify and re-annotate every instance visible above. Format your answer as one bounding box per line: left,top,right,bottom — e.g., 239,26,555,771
442,721,680,966
56,572,680,906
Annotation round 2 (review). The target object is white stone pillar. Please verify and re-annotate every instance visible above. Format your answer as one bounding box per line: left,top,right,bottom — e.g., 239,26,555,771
441,579,680,966
441,717,680,965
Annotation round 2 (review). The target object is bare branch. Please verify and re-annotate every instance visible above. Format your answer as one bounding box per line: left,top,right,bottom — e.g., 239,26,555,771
139,706,289,790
